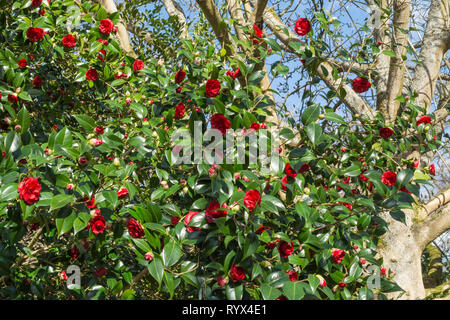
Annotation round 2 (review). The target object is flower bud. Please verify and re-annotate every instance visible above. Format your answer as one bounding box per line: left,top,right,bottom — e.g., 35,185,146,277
144,252,154,261
113,157,120,166
303,187,310,195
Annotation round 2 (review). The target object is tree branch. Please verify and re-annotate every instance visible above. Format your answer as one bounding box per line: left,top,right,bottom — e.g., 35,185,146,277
385,0,411,121
252,0,268,26
411,0,450,113
162,0,191,39
99,0,137,58
414,188,450,250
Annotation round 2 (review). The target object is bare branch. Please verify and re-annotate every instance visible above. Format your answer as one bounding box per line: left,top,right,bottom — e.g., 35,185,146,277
385,0,411,121
162,0,191,39
98,0,137,58
411,0,450,113
252,0,268,26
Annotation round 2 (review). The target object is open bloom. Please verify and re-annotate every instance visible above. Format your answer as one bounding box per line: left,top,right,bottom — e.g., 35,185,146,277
381,171,397,186
294,18,311,36
18,177,41,205
243,189,261,211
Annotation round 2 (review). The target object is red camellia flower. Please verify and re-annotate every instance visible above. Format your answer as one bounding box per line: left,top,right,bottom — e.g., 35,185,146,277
284,163,297,178
243,189,261,211
400,186,412,194
60,271,68,282
184,211,201,233
281,175,288,191
33,76,43,87
205,79,221,98
251,25,263,44
85,196,96,209
18,59,27,67
250,122,260,131
8,94,18,104
133,59,145,72
205,200,229,223
18,177,41,205
32,0,42,8
294,18,311,36
381,268,387,276
211,113,231,135
226,68,241,79
278,240,294,258
26,27,45,42
144,252,154,261
128,218,145,238
86,68,98,81
338,282,346,289
62,34,76,48
352,78,371,93
381,171,397,186
286,270,298,281
175,70,186,84
94,126,104,135
69,246,80,260
89,214,106,235
117,187,129,199
99,19,114,35
230,264,245,282
174,102,186,119
94,268,108,278
255,225,271,234
332,249,345,264
379,127,393,139
416,116,432,126
171,216,180,225
429,164,435,176
217,276,227,287
359,169,369,181
298,163,310,174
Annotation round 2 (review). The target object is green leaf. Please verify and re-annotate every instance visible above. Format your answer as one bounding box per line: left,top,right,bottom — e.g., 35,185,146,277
161,240,182,267
74,114,96,132
301,104,321,125
324,112,346,124
283,281,305,300
17,107,30,132
260,284,282,300
397,169,413,186
308,274,320,293
306,122,322,146
226,284,243,300
147,256,164,286
50,194,73,211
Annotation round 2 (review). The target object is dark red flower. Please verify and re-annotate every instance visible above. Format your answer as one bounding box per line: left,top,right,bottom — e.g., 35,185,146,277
174,102,186,119
332,249,345,264
128,218,145,238
94,126,104,135
286,270,298,281
69,246,80,260
400,186,411,194
62,34,76,48
250,122,260,131
133,59,145,72
281,175,288,191
256,225,271,235
86,68,98,81
205,79,221,98
205,200,229,223
379,127,393,139
85,196,96,209
89,214,106,235
416,116,432,126
94,267,108,277
243,189,261,211
171,216,180,225
175,70,186,84
184,211,201,233
26,27,45,42
338,282,346,289
359,169,369,181
352,78,371,93
429,164,435,176
278,240,294,258
298,163,310,174
267,239,280,251
294,18,311,36
33,76,43,87
8,94,18,104
276,295,288,300
230,264,245,282
18,177,41,205
211,113,231,135
117,187,129,199
18,59,27,67
99,19,114,35
31,0,42,8
284,163,297,178
217,276,227,287
381,171,397,186
226,68,241,79
251,25,263,44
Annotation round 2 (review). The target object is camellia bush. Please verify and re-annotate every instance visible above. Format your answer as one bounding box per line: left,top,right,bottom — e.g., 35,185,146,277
0,0,444,300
